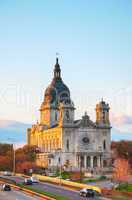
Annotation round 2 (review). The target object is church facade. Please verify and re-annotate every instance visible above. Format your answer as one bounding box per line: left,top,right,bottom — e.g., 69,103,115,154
27,58,111,172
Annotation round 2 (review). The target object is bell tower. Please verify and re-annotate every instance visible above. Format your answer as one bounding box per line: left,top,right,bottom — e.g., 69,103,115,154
96,99,110,126
39,57,74,128
54,58,61,79
58,102,75,127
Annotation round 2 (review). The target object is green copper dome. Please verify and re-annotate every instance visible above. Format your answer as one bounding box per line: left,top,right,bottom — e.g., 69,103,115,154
44,58,71,105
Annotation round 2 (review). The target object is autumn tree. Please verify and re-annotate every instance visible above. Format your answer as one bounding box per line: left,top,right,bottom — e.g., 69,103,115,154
113,158,129,182
15,145,37,173
0,144,13,171
111,141,132,168
0,143,37,173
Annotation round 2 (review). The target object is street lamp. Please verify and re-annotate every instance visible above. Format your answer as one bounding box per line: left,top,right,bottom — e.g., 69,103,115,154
57,148,62,185
7,138,16,175
13,144,16,175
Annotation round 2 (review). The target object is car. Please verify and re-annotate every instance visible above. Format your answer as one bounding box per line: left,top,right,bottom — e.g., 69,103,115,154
79,188,95,197
1,184,11,191
30,176,39,183
3,171,12,176
24,178,33,185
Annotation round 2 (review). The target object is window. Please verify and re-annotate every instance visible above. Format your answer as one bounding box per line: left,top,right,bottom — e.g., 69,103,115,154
93,156,98,168
55,112,57,121
58,157,60,163
66,139,69,151
103,160,107,167
103,140,106,150
66,110,70,120
86,156,91,168
80,156,84,168
103,111,105,122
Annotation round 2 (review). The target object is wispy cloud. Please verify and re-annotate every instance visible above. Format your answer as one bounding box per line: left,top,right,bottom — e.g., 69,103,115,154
111,113,132,133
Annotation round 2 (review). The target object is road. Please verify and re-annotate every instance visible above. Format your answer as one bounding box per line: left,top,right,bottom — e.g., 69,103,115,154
0,175,110,200
0,189,39,200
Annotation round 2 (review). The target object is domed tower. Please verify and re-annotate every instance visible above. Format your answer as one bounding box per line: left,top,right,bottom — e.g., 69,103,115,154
40,58,75,128
96,99,110,127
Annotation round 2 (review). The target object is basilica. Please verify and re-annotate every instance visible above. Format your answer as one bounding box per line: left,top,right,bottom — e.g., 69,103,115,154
27,58,111,172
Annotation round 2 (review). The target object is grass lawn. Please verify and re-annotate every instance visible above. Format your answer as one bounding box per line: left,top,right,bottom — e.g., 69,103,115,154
117,183,132,192
75,175,108,183
111,195,132,200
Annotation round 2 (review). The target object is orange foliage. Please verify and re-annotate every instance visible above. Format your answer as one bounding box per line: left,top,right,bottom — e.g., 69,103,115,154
113,158,129,182
0,155,12,171
16,161,36,173
0,144,37,173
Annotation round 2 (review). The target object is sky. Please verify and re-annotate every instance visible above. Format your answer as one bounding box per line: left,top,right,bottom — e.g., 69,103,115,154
0,0,132,139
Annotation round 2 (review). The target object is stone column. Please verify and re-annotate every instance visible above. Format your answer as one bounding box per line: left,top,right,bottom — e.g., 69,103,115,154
91,155,93,168
84,155,87,169
97,156,100,167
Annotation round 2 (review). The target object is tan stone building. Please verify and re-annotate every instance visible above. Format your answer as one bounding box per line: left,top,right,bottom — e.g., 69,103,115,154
27,58,111,172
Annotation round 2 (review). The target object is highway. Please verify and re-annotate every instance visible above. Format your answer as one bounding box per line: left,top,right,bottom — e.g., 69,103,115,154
0,189,39,200
0,175,109,200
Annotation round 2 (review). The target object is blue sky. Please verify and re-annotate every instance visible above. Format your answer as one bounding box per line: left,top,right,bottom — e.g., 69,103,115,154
0,0,132,139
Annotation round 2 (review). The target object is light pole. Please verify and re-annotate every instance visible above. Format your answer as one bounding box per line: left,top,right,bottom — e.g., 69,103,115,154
7,138,16,175
57,148,62,185
13,144,16,175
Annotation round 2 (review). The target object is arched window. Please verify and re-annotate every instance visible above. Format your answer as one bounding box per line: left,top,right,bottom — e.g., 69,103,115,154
103,140,106,150
103,160,107,167
66,110,70,120
93,156,98,168
55,112,58,121
86,156,91,168
66,139,69,151
80,156,84,168
103,111,105,122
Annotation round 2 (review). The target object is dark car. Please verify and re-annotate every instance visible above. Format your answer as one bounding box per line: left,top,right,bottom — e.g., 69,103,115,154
24,178,32,185
2,184,11,191
80,188,95,197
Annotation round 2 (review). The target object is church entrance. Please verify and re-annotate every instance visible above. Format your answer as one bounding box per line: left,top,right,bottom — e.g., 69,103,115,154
93,156,98,167
86,156,91,168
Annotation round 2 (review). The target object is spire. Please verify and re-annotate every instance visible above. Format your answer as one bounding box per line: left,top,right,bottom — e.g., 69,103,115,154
54,57,61,79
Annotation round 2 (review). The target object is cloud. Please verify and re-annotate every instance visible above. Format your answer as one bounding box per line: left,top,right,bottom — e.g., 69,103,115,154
111,113,132,133
111,114,132,125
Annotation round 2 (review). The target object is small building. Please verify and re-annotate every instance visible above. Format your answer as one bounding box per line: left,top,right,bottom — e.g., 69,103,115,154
27,58,111,172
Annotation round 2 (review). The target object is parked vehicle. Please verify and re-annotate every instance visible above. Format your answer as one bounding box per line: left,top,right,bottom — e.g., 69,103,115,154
79,188,95,197
24,178,32,185
1,184,11,191
3,171,12,176
30,176,39,183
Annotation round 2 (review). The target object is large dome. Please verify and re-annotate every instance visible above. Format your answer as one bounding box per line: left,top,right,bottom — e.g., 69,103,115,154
43,58,71,105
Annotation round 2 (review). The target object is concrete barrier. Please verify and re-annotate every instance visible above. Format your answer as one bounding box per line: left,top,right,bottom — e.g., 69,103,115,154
33,174,101,194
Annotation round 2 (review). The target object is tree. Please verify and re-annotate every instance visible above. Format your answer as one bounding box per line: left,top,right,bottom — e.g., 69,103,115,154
0,143,37,172
113,158,129,182
15,145,37,173
111,141,132,168
16,161,36,173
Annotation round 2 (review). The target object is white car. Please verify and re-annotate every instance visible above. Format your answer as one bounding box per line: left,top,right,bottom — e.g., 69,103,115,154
30,176,39,183
80,188,95,197
0,184,11,191
3,171,12,176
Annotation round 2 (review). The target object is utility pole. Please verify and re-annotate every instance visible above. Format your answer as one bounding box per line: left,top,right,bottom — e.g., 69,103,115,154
7,138,16,175
13,144,16,175
57,148,62,186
